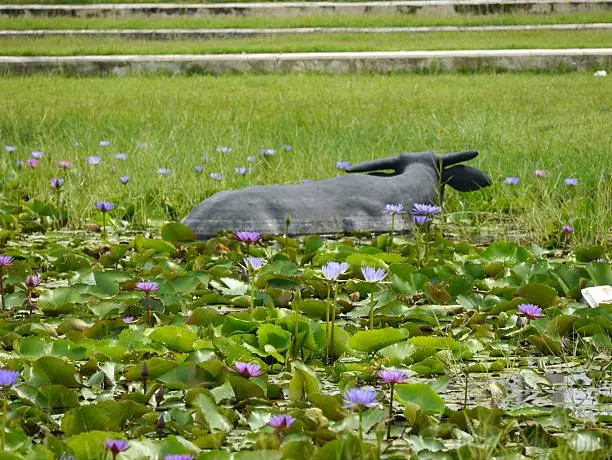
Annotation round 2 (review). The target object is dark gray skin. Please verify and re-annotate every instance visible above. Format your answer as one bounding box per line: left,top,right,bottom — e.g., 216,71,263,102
183,150,491,239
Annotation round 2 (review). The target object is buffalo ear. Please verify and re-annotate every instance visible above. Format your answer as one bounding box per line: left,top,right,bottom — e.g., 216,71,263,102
442,165,491,192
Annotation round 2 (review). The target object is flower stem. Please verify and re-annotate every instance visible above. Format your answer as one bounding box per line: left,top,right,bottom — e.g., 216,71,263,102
0,271,5,312
1,389,8,451
387,383,395,440
145,293,151,326
325,282,331,365
369,288,375,330
249,273,255,319
388,214,395,253
102,212,106,236
424,225,430,263
358,409,364,458
329,281,338,364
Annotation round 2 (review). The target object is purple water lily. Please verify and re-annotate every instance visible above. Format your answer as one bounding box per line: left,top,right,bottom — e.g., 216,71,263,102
210,172,223,181
236,231,262,244
136,281,159,293
50,178,64,190
0,368,20,386
119,176,129,185
233,361,263,378
343,387,379,409
336,161,352,171
322,261,349,281
115,153,128,161
378,369,408,384
383,203,404,215
122,316,136,324
0,256,13,267
362,266,387,283
235,167,250,175
96,201,115,213
194,165,204,173
268,414,296,430
25,274,40,290
518,303,545,320
26,159,39,169
105,439,129,459
564,177,579,186
31,150,44,159
58,160,72,169
88,156,102,165
244,256,266,271
413,215,431,226
504,176,520,185
563,225,574,233
99,140,111,147
412,203,441,215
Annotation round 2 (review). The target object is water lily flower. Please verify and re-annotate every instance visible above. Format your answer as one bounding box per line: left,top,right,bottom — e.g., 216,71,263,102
119,176,129,184
268,414,296,430
122,316,135,324
26,159,39,169
96,201,115,213
136,281,159,293
244,256,266,271
564,177,579,186
105,439,129,458
518,303,545,319
247,155,257,163
58,160,72,169
210,172,223,181
413,215,431,226
115,153,128,160
31,150,44,159
504,176,520,185
88,156,102,165
217,146,233,154
361,266,387,283
233,361,263,378
25,274,40,290
4,145,16,153
194,165,204,173
343,387,379,409
0,256,13,267
383,203,405,214
236,231,262,244
563,225,574,233
157,168,172,175
99,140,111,147
322,261,349,281
156,414,165,430
261,148,277,156
0,368,20,387
412,203,441,215
336,161,352,171
50,178,64,189
535,169,547,177
165,455,194,460
235,167,250,175
378,369,408,384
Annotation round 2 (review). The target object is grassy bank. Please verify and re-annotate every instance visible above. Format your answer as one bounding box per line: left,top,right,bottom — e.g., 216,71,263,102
1,29,611,55
0,74,610,244
2,12,611,30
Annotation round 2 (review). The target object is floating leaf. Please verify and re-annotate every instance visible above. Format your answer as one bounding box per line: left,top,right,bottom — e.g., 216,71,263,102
288,362,320,402
149,326,198,352
395,383,445,414
161,222,196,242
349,328,409,353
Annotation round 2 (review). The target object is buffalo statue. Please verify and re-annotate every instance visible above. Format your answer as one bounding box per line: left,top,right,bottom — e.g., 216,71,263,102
183,150,491,239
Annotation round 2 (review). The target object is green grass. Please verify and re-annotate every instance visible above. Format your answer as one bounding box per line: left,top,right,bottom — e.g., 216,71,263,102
1,12,611,30
0,74,610,244
1,30,610,56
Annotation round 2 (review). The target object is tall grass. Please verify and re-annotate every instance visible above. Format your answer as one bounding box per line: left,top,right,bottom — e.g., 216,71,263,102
1,12,611,30
0,74,610,244
0,30,611,55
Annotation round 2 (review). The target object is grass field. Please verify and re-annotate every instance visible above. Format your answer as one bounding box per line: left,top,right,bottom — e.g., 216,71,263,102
1,29,611,55
2,12,611,31
0,74,610,245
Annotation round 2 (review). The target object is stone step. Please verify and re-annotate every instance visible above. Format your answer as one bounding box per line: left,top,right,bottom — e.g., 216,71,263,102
1,48,610,75
1,1,610,18
2,23,611,39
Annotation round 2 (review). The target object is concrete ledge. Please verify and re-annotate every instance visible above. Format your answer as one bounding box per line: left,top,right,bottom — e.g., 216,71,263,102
1,1,611,18
2,23,611,39
1,49,610,75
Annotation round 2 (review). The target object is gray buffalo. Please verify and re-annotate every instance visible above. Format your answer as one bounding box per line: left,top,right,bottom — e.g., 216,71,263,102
183,150,491,239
